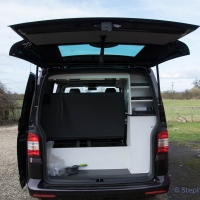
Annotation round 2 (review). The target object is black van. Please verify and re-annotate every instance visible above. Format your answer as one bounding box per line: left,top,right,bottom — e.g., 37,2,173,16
10,18,198,199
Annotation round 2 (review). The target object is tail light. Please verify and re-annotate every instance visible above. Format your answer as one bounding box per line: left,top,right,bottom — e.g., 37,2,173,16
27,132,40,156
157,130,168,153
145,190,167,195
33,194,56,198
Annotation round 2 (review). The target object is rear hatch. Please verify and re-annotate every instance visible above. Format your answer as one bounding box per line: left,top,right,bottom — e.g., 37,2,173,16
9,18,198,68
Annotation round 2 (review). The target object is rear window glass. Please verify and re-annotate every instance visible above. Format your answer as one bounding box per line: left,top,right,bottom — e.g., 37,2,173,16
53,83,58,93
58,44,144,57
64,87,119,93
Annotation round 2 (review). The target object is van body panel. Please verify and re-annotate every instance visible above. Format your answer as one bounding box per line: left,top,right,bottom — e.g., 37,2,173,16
17,73,35,188
27,175,170,198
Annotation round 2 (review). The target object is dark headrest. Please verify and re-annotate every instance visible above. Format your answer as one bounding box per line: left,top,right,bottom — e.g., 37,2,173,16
105,88,116,93
69,88,80,93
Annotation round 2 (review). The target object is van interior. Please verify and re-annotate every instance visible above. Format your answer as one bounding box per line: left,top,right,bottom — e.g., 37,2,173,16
40,73,157,183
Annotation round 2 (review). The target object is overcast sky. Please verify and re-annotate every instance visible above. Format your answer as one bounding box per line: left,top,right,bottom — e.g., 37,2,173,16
0,0,200,93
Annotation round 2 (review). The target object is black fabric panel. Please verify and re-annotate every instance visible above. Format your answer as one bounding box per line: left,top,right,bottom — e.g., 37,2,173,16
42,94,50,105
41,93,125,140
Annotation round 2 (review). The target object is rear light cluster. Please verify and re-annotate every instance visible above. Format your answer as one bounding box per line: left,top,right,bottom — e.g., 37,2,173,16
28,132,40,156
157,130,168,153
145,190,167,195
33,194,55,198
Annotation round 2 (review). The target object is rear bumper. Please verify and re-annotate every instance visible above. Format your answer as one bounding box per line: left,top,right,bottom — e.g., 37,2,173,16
28,175,170,199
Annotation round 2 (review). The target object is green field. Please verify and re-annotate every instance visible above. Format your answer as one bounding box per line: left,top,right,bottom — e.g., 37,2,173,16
163,99,200,106
162,100,200,122
168,122,200,142
162,100,200,146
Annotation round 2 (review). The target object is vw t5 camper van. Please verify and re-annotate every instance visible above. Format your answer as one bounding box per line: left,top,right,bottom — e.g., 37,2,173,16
9,18,198,199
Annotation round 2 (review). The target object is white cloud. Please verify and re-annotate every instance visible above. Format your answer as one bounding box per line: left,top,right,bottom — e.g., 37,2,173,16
160,78,195,92
139,0,200,24
0,0,199,93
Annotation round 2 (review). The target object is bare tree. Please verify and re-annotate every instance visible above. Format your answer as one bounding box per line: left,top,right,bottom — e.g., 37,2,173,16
192,78,200,89
0,82,17,124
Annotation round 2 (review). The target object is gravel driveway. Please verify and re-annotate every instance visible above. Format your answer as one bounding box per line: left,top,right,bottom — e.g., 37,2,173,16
0,126,199,200
0,126,32,200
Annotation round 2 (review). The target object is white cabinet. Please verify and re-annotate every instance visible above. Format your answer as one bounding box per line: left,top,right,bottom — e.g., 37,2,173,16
127,116,157,173
129,75,155,115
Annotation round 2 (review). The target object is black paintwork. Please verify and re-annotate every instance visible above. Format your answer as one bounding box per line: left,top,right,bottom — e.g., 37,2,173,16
9,39,191,69
28,175,170,199
28,158,42,179
17,73,35,188
9,18,198,41
9,18,199,68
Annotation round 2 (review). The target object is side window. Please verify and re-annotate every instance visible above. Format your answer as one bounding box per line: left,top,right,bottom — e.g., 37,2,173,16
63,87,120,93
64,87,82,93
53,83,58,93
64,88,71,93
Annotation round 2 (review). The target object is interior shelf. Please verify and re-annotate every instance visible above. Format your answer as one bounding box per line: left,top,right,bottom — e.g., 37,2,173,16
131,100,153,102
129,74,155,116
130,83,149,86
130,86,150,89
131,111,156,115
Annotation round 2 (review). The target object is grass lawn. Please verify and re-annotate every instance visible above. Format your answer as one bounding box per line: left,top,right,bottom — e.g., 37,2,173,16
163,99,200,107
168,122,200,145
162,100,200,122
